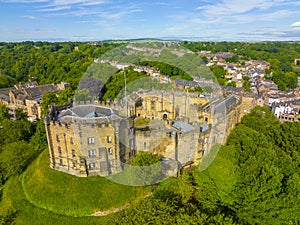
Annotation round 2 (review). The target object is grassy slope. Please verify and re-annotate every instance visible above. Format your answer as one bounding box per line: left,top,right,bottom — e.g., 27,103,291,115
0,177,114,225
21,150,150,217
0,141,237,224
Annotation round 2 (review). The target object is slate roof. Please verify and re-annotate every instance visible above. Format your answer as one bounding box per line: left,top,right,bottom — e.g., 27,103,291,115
0,94,9,102
24,84,59,99
172,121,195,133
214,95,238,114
59,105,119,119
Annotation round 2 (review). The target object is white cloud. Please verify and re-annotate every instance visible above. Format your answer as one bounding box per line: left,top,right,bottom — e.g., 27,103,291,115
196,0,276,16
22,15,37,19
34,0,111,16
237,29,300,41
99,9,142,20
39,5,70,11
196,0,299,21
291,21,300,29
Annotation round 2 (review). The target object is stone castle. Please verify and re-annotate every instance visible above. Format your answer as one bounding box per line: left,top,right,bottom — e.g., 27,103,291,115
45,89,256,177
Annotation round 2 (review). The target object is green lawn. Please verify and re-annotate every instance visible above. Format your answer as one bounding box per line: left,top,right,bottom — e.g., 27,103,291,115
21,150,150,217
0,176,112,225
134,118,150,127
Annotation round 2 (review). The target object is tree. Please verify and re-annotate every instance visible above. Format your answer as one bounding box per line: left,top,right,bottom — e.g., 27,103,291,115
173,172,195,205
226,81,236,87
0,105,10,121
130,151,163,186
0,141,31,181
15,108,27,120
40,92,58,116
210,65,226,85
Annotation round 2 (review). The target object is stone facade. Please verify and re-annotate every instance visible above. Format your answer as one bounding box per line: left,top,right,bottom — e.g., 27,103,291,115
0,81,69,120
46,89,258,177
44,105,134,177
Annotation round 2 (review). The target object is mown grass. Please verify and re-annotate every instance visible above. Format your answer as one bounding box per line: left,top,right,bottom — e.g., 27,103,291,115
0,176,113,225
21,150,150,217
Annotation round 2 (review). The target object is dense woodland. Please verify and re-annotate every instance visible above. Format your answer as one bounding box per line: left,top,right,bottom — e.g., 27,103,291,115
0,41,299,93
0,41,119,89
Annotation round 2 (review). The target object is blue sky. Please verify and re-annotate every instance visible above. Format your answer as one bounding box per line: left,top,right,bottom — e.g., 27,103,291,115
0,0,299,41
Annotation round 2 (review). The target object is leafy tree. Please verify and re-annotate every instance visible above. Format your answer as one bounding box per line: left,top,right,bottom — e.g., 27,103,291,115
242,77,251,92
131,151,160,166
210,65,226,85
0,141,31,181
41,88,74,116
14,108,27,120
0,75,16,88
173,172,195,205
0,119,34,147
0,209,17,225
130,151,162,186
0,105,10,121
227,81,236,87
225,55,239,63
102,68,148,101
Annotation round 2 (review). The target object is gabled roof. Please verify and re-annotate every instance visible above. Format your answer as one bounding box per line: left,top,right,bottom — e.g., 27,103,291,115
25,84,58,98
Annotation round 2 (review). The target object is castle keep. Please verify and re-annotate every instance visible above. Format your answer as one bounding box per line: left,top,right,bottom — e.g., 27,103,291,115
44,105,134,177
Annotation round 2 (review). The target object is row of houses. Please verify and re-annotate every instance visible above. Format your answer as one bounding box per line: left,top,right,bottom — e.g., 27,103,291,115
250,77,300,122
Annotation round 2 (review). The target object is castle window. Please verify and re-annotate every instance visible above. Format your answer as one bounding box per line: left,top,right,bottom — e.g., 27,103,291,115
107,136,112,143
80,159,85,166
163,114,168,120
58,146,62,156
72,150,76,157
144,142,147,150
73,161,76,168
88,162,97,170
88,137,95,144
56,135,60,142
88,149,96,157
205,117,208,122
59,159,63,166
70,137,74,144
108,148,113,155
151,101,155,110
105,123,109,127
91,123,95,128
